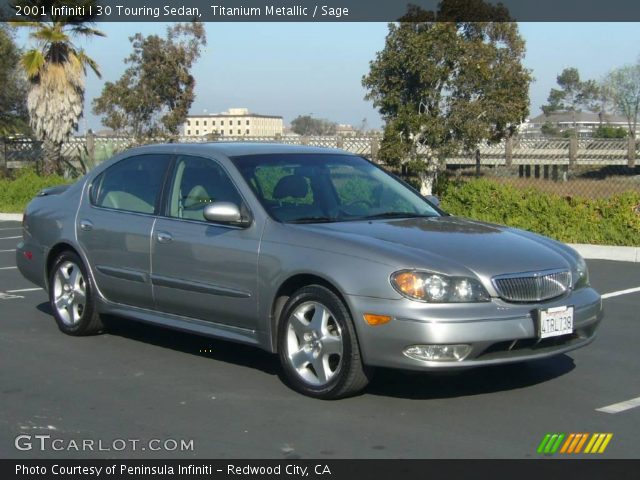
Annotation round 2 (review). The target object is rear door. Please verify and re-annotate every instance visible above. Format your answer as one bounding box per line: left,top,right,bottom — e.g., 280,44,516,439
151,154,260,329
77,154,172,309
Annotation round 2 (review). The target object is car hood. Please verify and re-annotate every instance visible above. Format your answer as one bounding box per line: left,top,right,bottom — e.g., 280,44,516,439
300,216,574,278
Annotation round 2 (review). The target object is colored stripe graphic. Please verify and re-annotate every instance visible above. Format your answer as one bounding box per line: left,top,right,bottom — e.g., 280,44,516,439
585,433,613,454
538,433,565,454
539,433,613,455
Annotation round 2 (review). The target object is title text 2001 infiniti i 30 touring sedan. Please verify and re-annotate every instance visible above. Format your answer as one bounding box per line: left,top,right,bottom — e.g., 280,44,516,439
17,143,603,398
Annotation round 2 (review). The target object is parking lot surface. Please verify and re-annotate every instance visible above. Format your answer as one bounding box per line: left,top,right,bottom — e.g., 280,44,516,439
0,219,638,458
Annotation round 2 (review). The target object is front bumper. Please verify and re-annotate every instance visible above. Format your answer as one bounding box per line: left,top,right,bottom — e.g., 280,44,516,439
346,287,603,370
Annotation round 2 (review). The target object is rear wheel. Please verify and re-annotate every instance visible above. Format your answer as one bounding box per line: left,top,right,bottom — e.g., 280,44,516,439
49,251,103,336
278,285,371,399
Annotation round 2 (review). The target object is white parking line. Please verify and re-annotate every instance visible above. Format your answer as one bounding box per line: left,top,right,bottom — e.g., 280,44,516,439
596,396,640,414
6,288,42,293
0,249,16,253
0,266,17,270
0,236,21,240
0,227,20,231
0,292,23,300
601,287,640,299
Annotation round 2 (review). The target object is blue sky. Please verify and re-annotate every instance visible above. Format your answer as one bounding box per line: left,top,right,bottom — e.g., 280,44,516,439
14,22,640,132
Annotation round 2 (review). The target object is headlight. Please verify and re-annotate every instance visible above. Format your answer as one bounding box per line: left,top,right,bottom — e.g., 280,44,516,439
391,270,490,303
574,256,589,289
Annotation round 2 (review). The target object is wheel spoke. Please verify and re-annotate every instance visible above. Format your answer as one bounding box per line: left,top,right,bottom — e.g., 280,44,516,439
321,334,342,356
69,268,80,289
290,348,310,370
55,269,67,286
289,311,309,338
54,295,66,310
73,289,86,305
63,303,73,323
71,304,82,324
311,356,328,384
309,304,328,333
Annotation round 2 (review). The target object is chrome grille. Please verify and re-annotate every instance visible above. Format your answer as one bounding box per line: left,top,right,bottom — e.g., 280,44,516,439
492,269,571,302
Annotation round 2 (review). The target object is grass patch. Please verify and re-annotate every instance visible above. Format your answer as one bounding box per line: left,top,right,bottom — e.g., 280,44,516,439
0,168,70,213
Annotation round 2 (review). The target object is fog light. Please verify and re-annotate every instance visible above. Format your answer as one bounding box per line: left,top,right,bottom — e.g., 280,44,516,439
403,344,471,362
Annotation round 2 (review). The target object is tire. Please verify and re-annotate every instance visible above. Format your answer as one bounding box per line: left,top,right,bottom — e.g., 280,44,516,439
48,251,104,336
277,285,371,399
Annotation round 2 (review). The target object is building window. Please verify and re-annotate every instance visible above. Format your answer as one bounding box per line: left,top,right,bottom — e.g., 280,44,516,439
237,120,241,125
204,120,207,126
196,130,199,135
221,120,224,126
246,120,250,125
212,121,216,126
187,130,191,135
245,129,250,135
187,120,191,126
195,120,199,126
238,129,241,134
221,130,224,135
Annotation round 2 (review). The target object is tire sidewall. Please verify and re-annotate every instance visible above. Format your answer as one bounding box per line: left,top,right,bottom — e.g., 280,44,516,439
278,285,358,398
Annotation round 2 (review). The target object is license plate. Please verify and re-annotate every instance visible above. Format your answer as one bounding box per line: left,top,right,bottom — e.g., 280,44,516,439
538,306,574,339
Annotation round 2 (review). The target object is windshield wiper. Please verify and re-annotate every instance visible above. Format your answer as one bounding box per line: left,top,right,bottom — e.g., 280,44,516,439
363,212,435,220
288,216,336,224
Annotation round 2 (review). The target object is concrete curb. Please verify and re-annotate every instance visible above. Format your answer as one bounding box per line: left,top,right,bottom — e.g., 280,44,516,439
569,244,639,263
1,212,637,262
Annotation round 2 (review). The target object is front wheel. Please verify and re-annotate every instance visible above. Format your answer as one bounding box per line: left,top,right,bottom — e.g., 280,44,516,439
49,251,104,336
277,285,371,399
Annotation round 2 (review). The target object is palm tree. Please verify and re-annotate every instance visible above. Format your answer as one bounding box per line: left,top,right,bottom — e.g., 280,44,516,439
15,15,104,175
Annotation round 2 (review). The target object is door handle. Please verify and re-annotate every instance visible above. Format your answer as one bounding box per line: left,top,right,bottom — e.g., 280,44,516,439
79,220,93,232
156,231,173,244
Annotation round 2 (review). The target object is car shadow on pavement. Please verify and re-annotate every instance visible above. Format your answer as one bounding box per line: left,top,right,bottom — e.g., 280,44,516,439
35,303,279,376
35,302,577,399
365,356,576,399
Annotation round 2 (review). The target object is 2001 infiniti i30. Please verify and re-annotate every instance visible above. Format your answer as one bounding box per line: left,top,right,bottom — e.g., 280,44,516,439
17,143,603,398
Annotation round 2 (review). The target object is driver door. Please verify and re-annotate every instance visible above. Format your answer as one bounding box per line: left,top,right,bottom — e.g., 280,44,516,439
151,155,260,329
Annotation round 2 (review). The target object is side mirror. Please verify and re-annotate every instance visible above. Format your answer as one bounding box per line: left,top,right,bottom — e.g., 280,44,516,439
203,202,249,226
425,195,440,207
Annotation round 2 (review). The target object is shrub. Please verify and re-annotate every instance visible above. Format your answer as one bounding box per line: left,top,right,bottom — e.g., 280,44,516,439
0,168,70,213
439,178,640,246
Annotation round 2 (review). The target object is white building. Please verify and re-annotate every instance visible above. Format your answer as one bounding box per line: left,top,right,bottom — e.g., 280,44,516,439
525,111,632,137
183,108,283,138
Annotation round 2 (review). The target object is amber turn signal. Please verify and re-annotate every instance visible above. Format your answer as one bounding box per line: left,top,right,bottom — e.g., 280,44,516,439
363,313,392,326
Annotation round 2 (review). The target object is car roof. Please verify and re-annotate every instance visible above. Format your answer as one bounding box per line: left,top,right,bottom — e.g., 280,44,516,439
128,142,352,158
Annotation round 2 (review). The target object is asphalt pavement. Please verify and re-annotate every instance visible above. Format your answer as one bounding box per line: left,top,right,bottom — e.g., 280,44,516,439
0,220,638,459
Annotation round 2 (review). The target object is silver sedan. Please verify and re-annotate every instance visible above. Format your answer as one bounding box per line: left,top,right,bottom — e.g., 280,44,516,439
16,143,603,398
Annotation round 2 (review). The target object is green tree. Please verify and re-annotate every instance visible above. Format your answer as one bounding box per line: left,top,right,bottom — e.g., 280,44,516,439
93,22,206,139
592,125,628,139
542,67,600,115
540,121,560,137
290,115,337,136
12,1,104,174
0,24,30,137
362,1,531,194
602,62,640,139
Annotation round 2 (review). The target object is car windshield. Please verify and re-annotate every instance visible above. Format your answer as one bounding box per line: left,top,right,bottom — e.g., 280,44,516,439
231,153,441,223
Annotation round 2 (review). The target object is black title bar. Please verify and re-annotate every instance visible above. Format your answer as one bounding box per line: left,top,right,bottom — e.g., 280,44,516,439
3,459,640,480
3,0,640,22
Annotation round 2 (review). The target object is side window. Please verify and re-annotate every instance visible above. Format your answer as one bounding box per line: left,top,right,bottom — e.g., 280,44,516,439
168,155,243,221
91,154,171,214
